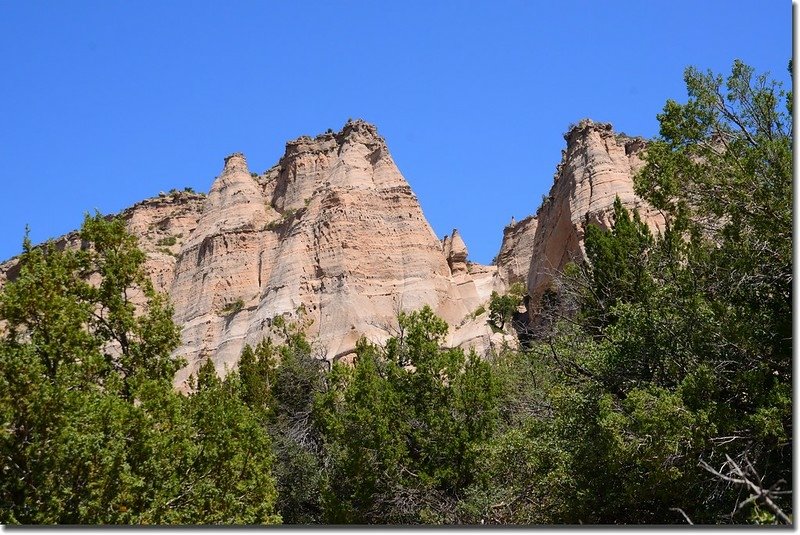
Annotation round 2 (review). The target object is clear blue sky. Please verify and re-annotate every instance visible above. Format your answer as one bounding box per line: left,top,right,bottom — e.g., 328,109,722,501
0,1,790,264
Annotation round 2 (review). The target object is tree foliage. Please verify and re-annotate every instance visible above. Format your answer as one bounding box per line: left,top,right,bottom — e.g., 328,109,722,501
240,331,327,524
0,215,280,525
508,60,793,524
0,59,790,525
488,282,526,331
315,306,500,523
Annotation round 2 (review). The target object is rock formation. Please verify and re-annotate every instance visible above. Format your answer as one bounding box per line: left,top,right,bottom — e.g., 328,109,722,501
0,190,206,296
123,191,208,293
442,229,468,275
494,215,538,289
166,120,501,386
0,117,664,388
0,120,508,387
521,119,664,311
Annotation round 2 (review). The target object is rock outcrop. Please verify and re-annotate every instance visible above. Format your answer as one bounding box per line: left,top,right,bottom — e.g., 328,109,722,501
123,191,208,293
494,215,538,289
167,120,498,386
0,190,206,296
442,229,468,275
0,121,504,387
0,117,666,388
522,119,664,310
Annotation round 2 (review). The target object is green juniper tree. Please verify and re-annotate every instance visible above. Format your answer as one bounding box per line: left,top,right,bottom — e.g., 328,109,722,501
0,214,280,525
237,332,327,524
457,60,791,525
316,307,500,524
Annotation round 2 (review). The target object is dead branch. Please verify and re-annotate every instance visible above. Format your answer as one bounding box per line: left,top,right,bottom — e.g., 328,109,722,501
698,454,791,525
670,507,694,525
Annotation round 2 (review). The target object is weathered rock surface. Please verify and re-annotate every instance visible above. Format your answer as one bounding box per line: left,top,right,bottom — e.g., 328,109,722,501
167,120,498,386
524,119,664,309
0,121,503,387
442,229,469,275
0,117,667,388
494,215,538,289
0,191,206,296
123,191,208,293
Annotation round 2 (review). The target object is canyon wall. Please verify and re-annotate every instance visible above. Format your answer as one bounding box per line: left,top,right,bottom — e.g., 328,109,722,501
166,121,502,386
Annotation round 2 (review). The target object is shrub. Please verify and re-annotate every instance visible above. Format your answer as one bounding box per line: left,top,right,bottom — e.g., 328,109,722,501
488,290,522,331
220,298,245,317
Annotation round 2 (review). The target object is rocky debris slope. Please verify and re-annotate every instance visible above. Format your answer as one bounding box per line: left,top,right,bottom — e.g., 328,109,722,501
511,120,664,316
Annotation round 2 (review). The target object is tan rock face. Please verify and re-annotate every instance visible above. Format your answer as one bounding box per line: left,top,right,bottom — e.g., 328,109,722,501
123,192,207,293
523,119,664,308
0,191,206,296
0,192,206,350
494,215,538,289
442,229,468,275
2,118,667,387
0,121,500,388
167,120,497,386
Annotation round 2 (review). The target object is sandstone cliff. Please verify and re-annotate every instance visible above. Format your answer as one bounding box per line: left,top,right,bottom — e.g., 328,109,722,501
0,191,206,296
0,121,507,387
167,121,501,386
517,120,664,313
0,118,664,387
494,215,538,289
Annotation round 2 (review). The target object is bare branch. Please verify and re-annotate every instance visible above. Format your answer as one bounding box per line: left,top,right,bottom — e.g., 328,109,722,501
669,507,694,525
699,454,792,525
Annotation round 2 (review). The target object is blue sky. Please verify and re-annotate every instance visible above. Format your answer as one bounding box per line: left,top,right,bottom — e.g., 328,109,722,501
0,1,790,264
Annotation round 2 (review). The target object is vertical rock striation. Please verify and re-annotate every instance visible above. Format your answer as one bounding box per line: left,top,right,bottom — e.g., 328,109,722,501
168,120,497,386
494,215,538,289
518,119,664,312
0,117,668,387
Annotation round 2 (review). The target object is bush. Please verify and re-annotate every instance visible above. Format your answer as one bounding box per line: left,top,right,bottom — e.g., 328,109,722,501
220,298,244,316
265,207,300,232
487,284,524,331
0,215,280,524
